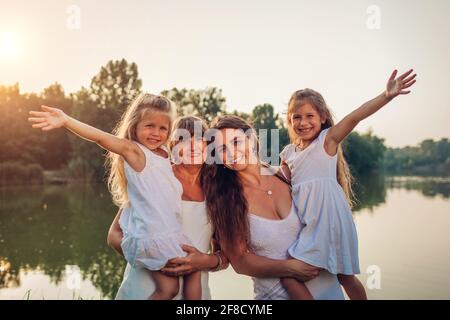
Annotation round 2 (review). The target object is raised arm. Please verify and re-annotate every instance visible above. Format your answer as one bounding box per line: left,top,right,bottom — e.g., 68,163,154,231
326,69,417,155
29,105,142,169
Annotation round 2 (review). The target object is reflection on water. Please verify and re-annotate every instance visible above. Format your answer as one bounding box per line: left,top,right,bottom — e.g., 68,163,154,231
0,175,449,299
0,184,126,299
351,174,449,213
352,173,387,213
385,176,450,199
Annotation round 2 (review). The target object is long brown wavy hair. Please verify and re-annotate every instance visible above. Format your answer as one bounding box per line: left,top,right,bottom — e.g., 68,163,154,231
287,88,355,206
200,115,256,252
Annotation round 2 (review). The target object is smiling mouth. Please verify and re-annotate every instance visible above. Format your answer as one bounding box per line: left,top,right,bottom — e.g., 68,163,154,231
298,128,313,133
232,154,244,164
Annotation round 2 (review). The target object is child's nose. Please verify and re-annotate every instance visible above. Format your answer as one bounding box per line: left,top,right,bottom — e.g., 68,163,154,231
300,119,308,126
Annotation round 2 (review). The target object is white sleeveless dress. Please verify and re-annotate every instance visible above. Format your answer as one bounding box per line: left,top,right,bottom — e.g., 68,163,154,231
249,203,344,300
119,143,190,271
280,128,360,275
115,201,213,300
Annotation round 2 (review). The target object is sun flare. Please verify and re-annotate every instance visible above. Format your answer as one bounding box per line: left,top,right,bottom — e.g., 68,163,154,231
0,31,20,60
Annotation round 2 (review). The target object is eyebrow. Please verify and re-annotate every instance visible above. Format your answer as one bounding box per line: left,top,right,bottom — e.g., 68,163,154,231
144,121,168,125
227,136,241,143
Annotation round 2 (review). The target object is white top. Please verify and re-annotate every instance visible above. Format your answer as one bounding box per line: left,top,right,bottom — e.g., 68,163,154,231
116,200,213,300
119,143,191,270
249,203,344,300
280,128,360,275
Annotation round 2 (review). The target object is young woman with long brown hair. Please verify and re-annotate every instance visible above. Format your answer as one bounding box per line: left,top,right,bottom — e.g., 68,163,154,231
164,115,344,299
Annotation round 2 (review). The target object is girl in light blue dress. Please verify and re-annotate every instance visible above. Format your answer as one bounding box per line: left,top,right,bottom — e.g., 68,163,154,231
280,69,416,299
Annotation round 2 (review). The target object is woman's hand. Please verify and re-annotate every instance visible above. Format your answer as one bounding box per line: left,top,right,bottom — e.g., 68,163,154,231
28,105,69,131
286,259,321,282
161,245,211,277
385,69,417,99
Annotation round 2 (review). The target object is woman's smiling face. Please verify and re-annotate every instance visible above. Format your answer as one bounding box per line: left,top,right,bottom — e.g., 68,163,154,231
214,128,257,171
175,135,207,165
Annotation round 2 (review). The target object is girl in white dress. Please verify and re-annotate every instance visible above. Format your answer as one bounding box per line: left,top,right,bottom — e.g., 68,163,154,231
111,116,228,300
280,69,417,299
28,93,201,300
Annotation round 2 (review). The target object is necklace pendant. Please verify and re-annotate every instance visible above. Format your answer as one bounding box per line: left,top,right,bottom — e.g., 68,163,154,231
267,190,273,195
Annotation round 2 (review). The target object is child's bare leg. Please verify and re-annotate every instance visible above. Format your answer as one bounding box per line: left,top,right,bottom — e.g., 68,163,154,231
337,274,367,300
281,277,314,300
149,270,180,300
183,271,202,300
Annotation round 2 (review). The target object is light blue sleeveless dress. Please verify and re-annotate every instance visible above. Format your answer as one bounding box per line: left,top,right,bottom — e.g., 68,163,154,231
249,203,344,299
280,129,360,275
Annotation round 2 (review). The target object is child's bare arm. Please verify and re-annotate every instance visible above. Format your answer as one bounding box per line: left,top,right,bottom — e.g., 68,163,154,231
326,69,417,155
29,105,143,169
278,160,291,183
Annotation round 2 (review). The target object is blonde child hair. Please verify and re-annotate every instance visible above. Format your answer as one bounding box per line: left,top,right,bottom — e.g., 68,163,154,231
106,93,176,207
287,88,355,207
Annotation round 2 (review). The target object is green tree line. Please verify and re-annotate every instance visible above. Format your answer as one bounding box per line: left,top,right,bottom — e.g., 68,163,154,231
384,138,450,175
0,59,448,184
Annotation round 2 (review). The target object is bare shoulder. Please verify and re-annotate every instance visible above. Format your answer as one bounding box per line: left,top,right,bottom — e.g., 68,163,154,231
320,128,336,156
123,141,146,172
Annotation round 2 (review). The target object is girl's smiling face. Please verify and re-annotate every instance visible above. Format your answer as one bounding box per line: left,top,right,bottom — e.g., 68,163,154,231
136,112,171,150
290,103,325,146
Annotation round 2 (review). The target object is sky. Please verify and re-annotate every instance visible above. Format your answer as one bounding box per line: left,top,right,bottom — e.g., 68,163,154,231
0,0,449,147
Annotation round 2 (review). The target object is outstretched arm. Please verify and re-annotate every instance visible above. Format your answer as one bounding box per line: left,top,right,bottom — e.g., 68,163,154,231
29,105,143,169
326,69,417,155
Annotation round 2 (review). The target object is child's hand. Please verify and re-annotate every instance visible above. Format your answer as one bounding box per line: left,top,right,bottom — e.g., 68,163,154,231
385,69,417,99
28,105,68,131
